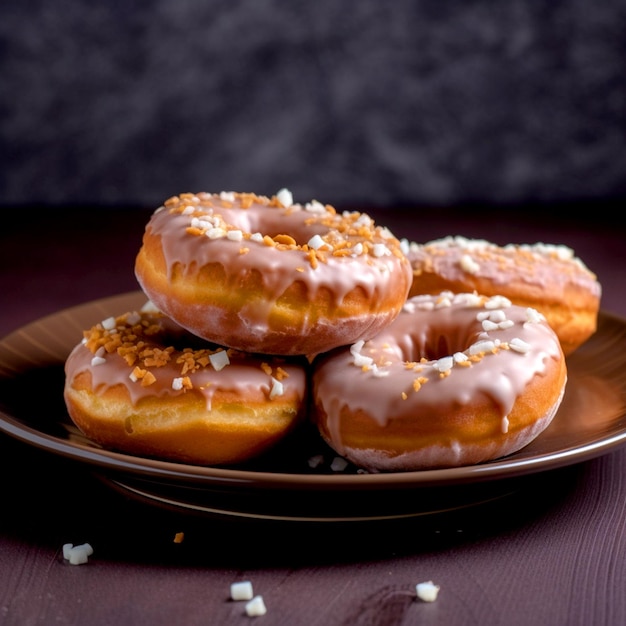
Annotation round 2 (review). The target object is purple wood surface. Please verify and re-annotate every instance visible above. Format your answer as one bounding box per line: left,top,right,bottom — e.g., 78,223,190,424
1,205,625,626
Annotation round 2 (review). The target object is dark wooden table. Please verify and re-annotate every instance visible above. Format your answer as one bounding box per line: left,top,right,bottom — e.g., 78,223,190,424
1,204,625,626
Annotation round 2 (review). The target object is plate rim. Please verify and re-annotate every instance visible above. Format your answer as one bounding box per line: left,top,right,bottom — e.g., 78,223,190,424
1,291,626,492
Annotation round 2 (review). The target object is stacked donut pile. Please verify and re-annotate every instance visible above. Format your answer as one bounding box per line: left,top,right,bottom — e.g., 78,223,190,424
63,190,601,471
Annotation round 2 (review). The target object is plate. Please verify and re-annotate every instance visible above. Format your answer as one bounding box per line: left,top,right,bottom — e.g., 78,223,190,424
1,292,625,522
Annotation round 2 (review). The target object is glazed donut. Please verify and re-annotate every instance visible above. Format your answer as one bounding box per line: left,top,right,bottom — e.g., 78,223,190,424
312,291,567,472
134,190,412,356
404,236,601,355
63,305,307,466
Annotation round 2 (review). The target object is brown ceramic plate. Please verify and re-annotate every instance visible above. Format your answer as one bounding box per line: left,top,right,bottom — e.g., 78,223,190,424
1,292,625,522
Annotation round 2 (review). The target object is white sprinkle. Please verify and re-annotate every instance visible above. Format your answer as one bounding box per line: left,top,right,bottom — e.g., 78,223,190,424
480,309,507,323
219,191,236,202
351,340,365,354
432,356,454,373
206,227,227,239
182,205,196,215
245,596,267,617
141,300,161,313
458,292,483,307
485,295,512,309
227,229,243,241
371,365,390,377
470,340,496,355
91,346,107,367
129,371,138,382
353,213,373,228
415,300,436,312
526,307,543,324
498,319,515,329
308,234,326,250
307,454,324,468
459,253,480,274
276,188,293,207
509,337,531,354
101,316,116,330
172,377,184,391
269,377,284,398
481,319,500,331
65,543,94,566
304,200,326,213
192,217,212,230
62,543,74,560
350,340,374,368
416,581,440,602
453,352,469,364
435,295,453,308
209,350,230,371
351,242,364,256
250,232,264,243
330,456,349,472
230,581,254,601
372,243,391,257
126,311,141,325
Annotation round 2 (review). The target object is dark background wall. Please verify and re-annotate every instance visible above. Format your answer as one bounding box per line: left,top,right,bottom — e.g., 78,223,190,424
1,0,625,211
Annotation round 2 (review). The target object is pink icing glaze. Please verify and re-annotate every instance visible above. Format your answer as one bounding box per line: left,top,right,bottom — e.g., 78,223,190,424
135,191,413,355
405,236,601,299
64,309,307,410
312,291,566,470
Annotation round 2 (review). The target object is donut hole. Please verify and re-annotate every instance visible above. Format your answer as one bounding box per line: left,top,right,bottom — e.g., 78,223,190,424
400,328,477,362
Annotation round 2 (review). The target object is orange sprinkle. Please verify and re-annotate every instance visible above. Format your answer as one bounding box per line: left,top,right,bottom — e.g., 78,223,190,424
239,193,257,208
275,366,289,380
274,234,297,246
141,371,157,386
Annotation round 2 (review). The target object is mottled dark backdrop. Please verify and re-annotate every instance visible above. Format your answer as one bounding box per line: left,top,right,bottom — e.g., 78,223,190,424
1,0,625,210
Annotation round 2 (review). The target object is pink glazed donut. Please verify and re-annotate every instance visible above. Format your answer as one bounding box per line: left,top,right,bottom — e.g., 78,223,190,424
312,291,567,472
135,190,412,356
64,307,307,466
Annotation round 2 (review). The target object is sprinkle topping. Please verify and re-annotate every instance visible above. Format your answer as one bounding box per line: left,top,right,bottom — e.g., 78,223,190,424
162,190,406,269
78,309,291,397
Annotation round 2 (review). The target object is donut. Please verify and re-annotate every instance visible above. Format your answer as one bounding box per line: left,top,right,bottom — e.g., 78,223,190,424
404,236,601,355
134,190,412,356
311,291,567,472
63,305,308,466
